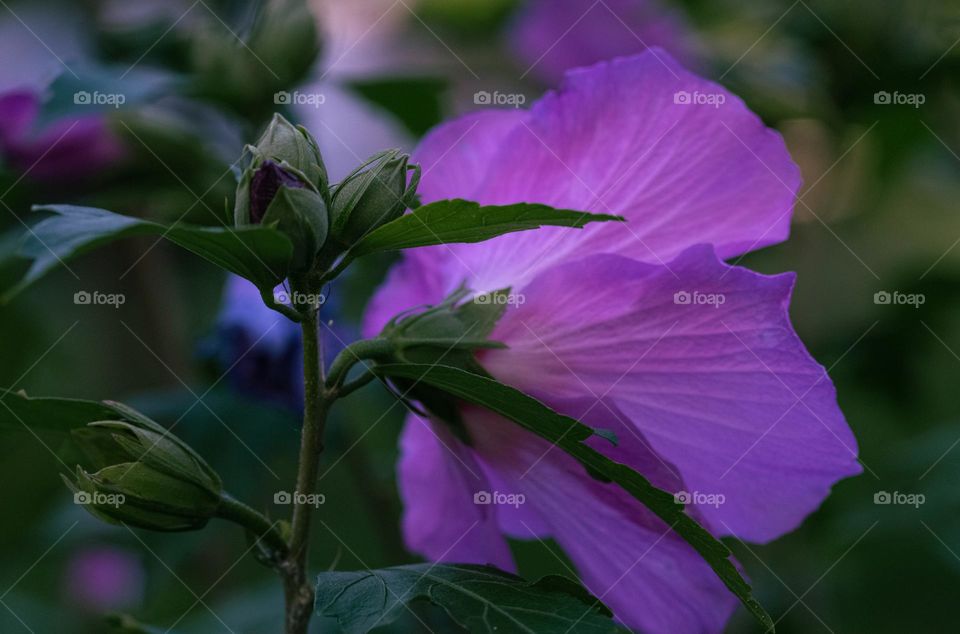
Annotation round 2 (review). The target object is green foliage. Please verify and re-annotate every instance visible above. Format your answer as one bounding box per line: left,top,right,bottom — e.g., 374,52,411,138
4,205,292,302
315,563,621,634
344,199,622,259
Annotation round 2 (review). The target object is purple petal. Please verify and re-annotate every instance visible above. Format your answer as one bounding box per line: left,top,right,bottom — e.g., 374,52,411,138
508,0,696,85
0,91,38,145
465,404,737,633
361,249,448,337
483,247,860,542
404,50,800,295
397,413,515,571
412,109,526,204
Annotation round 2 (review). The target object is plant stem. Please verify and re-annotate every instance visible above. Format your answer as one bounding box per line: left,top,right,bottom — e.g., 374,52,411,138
282,302,331,634
216,493,289,555
325,338,394,390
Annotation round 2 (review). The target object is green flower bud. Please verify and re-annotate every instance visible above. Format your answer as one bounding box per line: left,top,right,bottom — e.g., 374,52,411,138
64,412,223,532
329,149,421,247
252,113,329,194
235,115,331,272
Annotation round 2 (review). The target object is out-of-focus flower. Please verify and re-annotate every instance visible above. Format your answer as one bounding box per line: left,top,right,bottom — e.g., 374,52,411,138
0,9,125,182
0,91,126,182
64,546,144,612
508,0,696,84
364,50,860,632
203,276,357,411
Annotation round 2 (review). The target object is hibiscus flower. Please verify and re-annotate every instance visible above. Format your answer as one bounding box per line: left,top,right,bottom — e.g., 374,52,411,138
363,49,860,633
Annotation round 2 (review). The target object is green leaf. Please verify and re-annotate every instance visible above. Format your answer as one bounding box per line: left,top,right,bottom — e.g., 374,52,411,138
315,563,621,634
4,205,292,301
373,364,774,632
0,390,120,434
346,199,623,259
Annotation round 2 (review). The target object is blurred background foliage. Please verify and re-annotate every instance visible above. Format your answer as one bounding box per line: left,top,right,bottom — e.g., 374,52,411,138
0,0,958,632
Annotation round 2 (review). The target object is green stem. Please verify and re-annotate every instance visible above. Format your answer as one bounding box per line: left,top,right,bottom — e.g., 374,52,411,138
216,493,288,556
282,301,331,634
325,338,394,390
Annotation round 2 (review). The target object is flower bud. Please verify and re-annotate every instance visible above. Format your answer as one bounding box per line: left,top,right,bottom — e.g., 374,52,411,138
253,113,329,194
329,149,421,247
65,413,223,532
235,115,330,272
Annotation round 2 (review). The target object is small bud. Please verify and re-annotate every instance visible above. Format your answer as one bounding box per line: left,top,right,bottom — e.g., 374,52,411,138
235,115,331,272
329,149,421,247
65,413,223,532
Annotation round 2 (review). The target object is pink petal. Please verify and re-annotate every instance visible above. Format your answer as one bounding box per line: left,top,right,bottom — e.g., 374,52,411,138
483,247,860,542
397,413,515,571
465,404,737,633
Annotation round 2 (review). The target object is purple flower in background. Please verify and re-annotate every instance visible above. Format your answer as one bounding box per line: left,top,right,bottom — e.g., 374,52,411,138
364,50,860,632
0,90,125,182
0,9,125,183
509,0,695,84
204,276,356,411
64,546,143,612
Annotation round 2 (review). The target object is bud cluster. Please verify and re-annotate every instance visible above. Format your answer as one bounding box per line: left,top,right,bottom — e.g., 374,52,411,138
234,115,421,283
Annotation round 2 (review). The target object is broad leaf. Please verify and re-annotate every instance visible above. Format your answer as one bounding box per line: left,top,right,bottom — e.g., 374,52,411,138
315,563,621,634
0,390,121,434
4,205,292,301
347,199,623,259
374,363,774,632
